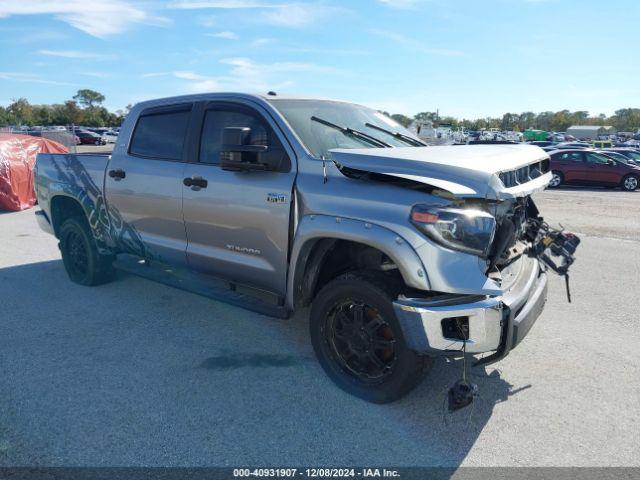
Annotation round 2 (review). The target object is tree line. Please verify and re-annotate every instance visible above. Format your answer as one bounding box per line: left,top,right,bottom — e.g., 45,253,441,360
387,108,640,133
0,89,129,128
2,89,638,133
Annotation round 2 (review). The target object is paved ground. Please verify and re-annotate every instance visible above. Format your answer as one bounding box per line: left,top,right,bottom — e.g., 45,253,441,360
0,188,638,467
76,144,113,154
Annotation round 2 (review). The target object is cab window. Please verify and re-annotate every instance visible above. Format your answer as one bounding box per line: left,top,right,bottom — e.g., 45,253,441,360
198,105,290,171
129,105,191,160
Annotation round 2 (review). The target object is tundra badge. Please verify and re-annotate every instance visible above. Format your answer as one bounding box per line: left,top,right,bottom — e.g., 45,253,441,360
267,193,287,204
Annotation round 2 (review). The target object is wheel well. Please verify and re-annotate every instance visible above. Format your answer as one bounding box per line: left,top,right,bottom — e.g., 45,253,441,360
50,196,85,237
295,239,405,308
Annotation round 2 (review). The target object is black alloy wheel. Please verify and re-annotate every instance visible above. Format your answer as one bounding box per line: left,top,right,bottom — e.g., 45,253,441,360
326,301,397,382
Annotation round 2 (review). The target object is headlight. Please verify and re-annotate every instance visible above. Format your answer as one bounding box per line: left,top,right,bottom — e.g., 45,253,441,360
410,205,496,258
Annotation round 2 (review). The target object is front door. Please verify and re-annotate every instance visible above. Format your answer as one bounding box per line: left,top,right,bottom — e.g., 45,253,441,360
182,101,296,295
582,152,620,185
105,103,192,265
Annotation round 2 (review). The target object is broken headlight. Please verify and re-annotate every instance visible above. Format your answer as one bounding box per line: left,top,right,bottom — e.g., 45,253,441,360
410,205,496,258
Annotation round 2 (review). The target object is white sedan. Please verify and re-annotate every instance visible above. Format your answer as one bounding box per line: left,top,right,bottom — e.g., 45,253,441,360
101,131,119,143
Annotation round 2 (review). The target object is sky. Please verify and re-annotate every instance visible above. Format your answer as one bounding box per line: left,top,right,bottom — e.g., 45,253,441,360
0,0,638,119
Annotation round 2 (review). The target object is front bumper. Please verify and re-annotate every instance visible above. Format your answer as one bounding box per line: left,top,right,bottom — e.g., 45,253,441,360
393,255,548,364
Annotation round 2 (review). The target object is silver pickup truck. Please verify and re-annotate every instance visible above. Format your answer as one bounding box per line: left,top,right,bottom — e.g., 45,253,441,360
34,93,577,403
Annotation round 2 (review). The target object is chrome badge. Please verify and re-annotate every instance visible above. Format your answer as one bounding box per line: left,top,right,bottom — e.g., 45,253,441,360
267,193,287,204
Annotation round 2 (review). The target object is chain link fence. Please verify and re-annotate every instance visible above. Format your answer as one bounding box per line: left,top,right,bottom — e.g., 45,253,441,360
0,126,78,153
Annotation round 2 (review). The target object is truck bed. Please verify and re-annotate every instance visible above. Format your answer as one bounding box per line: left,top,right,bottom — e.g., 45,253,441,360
35,153,111,245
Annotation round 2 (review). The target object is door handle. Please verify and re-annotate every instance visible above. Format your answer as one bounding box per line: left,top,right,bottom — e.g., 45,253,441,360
108,169,126,180
183,176,208,189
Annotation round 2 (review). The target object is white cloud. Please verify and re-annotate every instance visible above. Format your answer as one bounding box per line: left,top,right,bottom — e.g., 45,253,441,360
167,1,280,8
167,1,342,28
206,31,239,39
370,29,463,56
142,57,338,93
220,57,337,74
173,71,210,81
79,72,111,78
0,71,78,86
261,3,339,27
142,72,173,78
251,37,276,46
37,49,116,60
197,15,218,27
0,1,170,38
377,0,425,8
0,27,67,43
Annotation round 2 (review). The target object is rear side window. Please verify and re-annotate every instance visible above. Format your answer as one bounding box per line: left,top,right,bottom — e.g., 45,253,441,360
129,107,191,160
557,152,583,162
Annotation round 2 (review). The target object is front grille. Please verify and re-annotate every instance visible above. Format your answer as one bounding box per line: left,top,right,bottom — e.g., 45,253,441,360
499,160,550,188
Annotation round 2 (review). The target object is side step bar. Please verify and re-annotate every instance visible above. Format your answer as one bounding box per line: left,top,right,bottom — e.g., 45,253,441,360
113,255,290,319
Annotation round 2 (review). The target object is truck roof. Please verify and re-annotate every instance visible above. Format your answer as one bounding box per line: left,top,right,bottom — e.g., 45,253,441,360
130,92,361,111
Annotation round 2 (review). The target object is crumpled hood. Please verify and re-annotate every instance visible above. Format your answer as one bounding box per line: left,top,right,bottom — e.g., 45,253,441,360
330,144,552,200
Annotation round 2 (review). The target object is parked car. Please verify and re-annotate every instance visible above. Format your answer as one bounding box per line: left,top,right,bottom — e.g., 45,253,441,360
101,131,119,143
35,93,574,403
548,149,640,191
528,141,556,147
592,140,613,149
597,150,639,166
74,130,106,145
553,142,592,149
604,148,640,165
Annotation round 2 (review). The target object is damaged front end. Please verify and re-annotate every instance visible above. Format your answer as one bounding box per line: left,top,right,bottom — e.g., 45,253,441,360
394,194,580,365
484,196,580,301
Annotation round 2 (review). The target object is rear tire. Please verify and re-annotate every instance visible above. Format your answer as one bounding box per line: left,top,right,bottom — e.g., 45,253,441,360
59,216,115,286
549,170,563,188
621,174,639,191
310,271,431,403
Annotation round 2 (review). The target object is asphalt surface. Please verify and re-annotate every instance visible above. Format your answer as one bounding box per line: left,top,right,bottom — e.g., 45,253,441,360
0,188,639,467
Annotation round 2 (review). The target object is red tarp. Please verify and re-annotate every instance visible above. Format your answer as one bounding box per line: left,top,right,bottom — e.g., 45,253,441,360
0,133,68,211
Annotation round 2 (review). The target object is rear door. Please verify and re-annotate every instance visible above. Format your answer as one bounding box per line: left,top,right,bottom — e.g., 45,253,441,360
181,101,296,295
105,103,192,265
552,151,584,183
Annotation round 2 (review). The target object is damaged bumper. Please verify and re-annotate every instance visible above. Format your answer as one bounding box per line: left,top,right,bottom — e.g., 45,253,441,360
393,255,547,364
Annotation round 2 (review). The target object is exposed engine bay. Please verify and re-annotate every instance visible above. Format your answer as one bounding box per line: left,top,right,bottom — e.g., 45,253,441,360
483,196,580,301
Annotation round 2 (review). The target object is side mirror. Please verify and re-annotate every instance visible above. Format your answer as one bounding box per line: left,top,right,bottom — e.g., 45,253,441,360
220,126,281,172
607,159,615,166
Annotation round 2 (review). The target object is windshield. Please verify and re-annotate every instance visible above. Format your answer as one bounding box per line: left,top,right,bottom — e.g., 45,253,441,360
620,150,640,163
603,152,631,163
268,99,422,158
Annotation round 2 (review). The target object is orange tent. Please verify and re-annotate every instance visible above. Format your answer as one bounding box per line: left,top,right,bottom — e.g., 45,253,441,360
0,133,68,211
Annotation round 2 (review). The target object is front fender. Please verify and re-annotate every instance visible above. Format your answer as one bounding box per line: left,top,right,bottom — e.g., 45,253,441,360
286,214,431,310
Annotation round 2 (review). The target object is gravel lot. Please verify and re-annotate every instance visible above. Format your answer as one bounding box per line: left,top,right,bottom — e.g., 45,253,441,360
0,187,638,467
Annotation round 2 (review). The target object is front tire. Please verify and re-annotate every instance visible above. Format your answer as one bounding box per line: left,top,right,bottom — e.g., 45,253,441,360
621,174,639,191
59,216,115,286
310,271,431,403
549,170,563,188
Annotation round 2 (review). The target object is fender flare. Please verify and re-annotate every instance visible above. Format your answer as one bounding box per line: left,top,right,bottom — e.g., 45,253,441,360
286,214,431,310
47,187,114,253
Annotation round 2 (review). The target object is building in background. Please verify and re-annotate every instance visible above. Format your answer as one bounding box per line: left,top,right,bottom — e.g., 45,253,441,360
566,125,617,140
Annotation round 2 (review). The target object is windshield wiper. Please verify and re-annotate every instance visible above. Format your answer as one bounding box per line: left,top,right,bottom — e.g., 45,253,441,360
364,122,427,147
310,116,392,148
